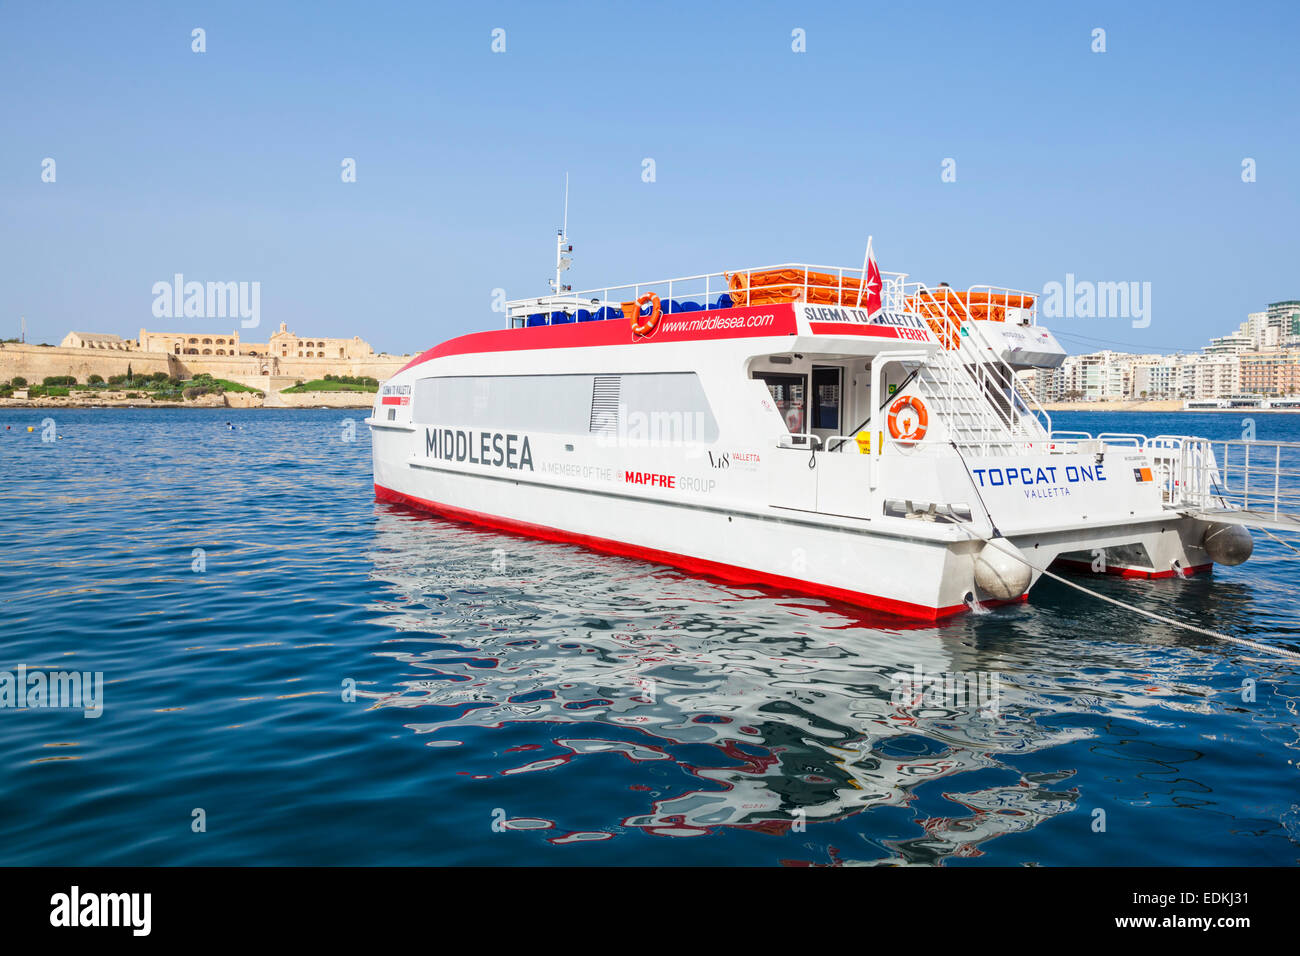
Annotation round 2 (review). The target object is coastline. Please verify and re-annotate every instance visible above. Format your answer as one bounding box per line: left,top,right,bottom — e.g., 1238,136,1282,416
1042,400,1298,413
0,390,376,409
7,396,1294,413
1042,400,1181,412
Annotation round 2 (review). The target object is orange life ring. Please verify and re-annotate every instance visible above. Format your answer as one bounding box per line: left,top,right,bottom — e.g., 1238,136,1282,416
887,395,928,442
623,293,662,336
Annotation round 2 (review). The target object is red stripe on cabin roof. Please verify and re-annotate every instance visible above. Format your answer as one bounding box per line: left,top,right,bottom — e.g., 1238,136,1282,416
398,304,799,373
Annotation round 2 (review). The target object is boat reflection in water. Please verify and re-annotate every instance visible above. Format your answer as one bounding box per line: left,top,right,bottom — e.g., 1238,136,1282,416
361,506,1257,865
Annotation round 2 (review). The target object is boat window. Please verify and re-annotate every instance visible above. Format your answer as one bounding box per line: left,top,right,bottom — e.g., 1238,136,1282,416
413,372,717,442
812,366,841,430
414,374,594,434
619,372,719,443
753,372,806,434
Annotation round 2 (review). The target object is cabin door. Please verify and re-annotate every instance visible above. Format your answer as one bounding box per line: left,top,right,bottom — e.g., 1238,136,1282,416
753,372,817,512
753,372,807,435
811,366,843,446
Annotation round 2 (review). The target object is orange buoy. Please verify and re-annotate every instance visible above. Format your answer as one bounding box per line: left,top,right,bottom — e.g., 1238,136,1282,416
887,395,928,442
623,293,663,336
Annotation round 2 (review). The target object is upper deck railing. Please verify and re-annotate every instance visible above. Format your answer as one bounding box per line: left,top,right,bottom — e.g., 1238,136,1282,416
505,265,1041,338
1044,432,1300,530
505,263,912,326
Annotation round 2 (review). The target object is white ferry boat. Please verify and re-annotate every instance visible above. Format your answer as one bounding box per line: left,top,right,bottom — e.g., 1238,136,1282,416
369,239,1269,620
1183,395,1270,411
1183,395,1300,411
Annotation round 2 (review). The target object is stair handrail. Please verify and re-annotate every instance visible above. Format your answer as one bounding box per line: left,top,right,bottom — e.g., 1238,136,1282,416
903,283,1045,453
914,283,1052,441
950,291,1052,439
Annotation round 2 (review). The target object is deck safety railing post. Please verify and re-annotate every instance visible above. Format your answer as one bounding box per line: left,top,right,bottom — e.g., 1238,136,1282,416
1223,442,1230,506
1275,444,1282,520
1244,442,1251,510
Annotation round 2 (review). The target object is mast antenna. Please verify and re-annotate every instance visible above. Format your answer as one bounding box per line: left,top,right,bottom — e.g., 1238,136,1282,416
551,173,573,295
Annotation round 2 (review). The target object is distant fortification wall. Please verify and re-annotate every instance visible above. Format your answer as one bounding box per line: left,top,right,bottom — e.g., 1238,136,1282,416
176,353,411,381
0,343,179,382
1,343,411,386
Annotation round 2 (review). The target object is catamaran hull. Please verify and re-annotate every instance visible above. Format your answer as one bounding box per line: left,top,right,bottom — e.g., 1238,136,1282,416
373,434,1219,619
373,465,990,619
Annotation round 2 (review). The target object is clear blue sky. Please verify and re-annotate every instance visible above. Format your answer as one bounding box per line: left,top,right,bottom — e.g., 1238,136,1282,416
2,0,1297,355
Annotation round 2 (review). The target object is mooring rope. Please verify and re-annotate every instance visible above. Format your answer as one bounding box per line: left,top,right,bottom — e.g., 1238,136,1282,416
942,440,1300,662
1260,525,1300,558
952,522,1300,663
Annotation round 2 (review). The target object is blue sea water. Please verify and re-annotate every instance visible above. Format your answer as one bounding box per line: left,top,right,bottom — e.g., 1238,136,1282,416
0,407,1297,866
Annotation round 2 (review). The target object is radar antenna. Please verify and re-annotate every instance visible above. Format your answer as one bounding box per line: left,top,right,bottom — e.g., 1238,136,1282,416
549,173,573,295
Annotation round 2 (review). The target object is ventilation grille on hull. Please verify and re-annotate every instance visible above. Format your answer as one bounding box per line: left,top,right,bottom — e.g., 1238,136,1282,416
589,375,621,435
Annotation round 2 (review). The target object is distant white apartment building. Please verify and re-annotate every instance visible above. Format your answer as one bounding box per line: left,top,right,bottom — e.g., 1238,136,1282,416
1017,366,1063,403
1230,303,1300,351
1007,301,1296,404
1204,331,1254,355
1130,355,1184,398
1186,354,1241,399
1242,310,1277,348
1053,350,1145,400
1044,350,1243,401
1267,301,1300,347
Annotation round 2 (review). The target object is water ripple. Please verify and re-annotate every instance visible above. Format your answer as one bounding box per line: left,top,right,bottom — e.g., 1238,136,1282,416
0,408,1296,864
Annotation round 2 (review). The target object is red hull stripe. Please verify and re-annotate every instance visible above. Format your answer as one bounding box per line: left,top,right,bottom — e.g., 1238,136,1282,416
374,482,989,621
1052,557,1213,579
399,305,798,373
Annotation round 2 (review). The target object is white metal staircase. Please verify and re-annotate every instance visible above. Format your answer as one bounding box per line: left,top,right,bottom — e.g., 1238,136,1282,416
902,283,1051,455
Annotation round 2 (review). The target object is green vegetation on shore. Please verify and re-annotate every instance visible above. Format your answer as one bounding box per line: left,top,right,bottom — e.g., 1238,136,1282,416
1,371,263,401
281,374,379,394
